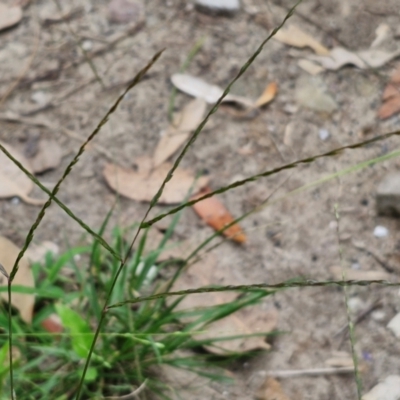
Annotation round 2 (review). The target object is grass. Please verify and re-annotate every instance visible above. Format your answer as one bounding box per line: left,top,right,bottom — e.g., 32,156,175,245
0,213,275,399
1,0,399,398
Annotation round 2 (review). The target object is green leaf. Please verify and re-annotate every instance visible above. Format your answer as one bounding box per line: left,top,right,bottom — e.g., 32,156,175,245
55,304,93,359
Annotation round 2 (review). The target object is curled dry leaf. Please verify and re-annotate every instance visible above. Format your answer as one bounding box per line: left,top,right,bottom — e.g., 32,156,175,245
0,4,22,31
297,59,324,75
309,47,400,70
0,141,45,205
103,161,209,204
255,377,290,400
330,266,392,281
29,139,63,174
362,375,400,400
191,187,246,243
370,23,391,48
379,64,400,119
170,254,278,355
0,236,35,324
41,314,63,334
153,98,207,167
273,25,329,55
171,73,254,107
255,82,278,107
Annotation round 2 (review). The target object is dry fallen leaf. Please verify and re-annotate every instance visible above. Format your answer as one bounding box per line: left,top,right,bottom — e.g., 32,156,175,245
171,73,254,107
330,266,391,281
325,352,354,368
0,141,44,205
170,254,278,354
273,25,329,55
370,23,391,48
29,139,63,174
153,98,207,167
362,375,400,400
103,162,209,204
297,59,324,75
255,82,278,107
41,314,63,334
0,236,35,324
255,377,290,400
0,4,22,31
191,187,246,243
378,64,400,119
309,47,400,70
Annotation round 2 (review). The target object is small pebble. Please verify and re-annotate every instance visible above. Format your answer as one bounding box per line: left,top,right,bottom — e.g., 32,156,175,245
388,312,400,338
351,262,360,270
319,128,330,141
348,297,364,313
371,310,386,321
374,225,389,238
11,197,20,205
195,0,240,15
81,40,93,51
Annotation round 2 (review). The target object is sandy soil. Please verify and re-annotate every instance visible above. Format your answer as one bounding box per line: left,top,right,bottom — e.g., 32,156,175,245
1,0,400,398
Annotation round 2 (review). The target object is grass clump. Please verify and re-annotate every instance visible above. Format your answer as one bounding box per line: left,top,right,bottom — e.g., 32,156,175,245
0,215,275,399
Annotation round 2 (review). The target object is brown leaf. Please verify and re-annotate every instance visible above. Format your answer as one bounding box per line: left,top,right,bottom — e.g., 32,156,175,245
297,59,324,75
378,95,400,119
41,314,63,334
0,4,22,31
191,187,246,243
0,141,45,205
103,162,209,204
0,236,35,323
255,377,290,400
171,73,254,107
255,82,278,107
170,254,278,354
379,65,400,119
309,47,400,70
153,98,207,167
29,139,63,174
273,25,329,55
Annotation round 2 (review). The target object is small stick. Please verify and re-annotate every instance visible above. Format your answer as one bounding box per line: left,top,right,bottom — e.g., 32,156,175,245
264,366,356,378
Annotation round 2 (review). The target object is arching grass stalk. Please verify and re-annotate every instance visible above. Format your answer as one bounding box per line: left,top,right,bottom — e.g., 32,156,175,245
74,2,303,397
4,50,164,400
141,131,400,228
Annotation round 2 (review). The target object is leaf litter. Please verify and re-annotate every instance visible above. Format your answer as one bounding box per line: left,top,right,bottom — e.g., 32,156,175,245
153,98,207,167
0,4,22,32
378,64,400,119
0,141,45,205
103,159,209,204
28,139,63,174
255,377,290,400
170,254,278,355
0,236,35,324
191,186,247,244
273,24,329,55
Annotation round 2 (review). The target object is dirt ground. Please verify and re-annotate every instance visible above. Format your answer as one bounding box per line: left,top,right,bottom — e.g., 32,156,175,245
2,0,400,398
